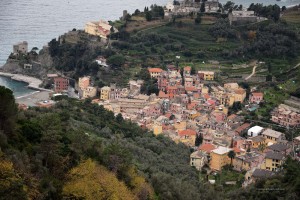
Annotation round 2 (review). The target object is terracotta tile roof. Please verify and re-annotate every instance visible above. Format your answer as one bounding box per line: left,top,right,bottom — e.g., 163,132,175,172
251,92,263,97
207,99,216,105
158,90,169,98
233,147,243,153
167,86,178,90
148,68,163,73
184,66,191,71
198,143,216,153
178,129,197,137
227,114,237,120
204,94,210,99
187,103,197,110
193,93,200,99
235,123,251,134
185,86,197,91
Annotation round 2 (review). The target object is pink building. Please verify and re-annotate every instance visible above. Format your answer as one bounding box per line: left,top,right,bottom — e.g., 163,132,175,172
271,104,300,127
250,92,264,104
54,77,69,92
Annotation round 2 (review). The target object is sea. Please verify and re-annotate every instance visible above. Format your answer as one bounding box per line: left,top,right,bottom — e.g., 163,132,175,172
0,0,299,95
0,76,36,97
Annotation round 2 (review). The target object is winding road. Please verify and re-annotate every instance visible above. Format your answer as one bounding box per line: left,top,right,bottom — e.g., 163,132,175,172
245,65,257,80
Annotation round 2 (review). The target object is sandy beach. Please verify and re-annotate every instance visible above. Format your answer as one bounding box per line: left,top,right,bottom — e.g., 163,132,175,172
16,91,51,107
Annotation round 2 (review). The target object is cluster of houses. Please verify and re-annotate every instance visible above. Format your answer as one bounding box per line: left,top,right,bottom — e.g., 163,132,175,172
69,65,297,185
165,0,219,17
271,96,300,128
191,124,293,185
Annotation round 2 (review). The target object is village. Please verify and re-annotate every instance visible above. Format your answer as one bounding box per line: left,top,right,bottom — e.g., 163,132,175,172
4,0,300,189
37,61,299,186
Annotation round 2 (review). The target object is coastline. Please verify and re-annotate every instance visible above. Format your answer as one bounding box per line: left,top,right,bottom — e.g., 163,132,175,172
0,71,51,92
0,71,53,106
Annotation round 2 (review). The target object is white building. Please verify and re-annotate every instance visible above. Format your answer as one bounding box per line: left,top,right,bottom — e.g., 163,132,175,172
248,126,264,137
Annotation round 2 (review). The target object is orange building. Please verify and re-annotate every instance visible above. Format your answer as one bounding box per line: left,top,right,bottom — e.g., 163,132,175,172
210,146,231,171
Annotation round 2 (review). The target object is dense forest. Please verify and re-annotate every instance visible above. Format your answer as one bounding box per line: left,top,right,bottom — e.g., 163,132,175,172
1,86,300,199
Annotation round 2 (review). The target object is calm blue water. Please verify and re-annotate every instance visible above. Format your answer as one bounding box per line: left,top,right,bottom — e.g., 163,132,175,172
0,76,36,97
0,0,298,95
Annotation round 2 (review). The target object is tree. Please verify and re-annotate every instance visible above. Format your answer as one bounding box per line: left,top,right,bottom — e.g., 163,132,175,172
195,16,201,24
200,3,205,13
63,159,135,200
258,143,267,153
145,11,152,21
107,54,125,68
195,133,203,146
134,9,140,15
0,152,28,199
224,1,235,11
227,150,236,166
0,86,17,136
116,113,124,123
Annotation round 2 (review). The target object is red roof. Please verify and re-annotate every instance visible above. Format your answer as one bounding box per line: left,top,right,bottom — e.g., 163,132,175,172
203,94,210,99
198,143,216,153
178,129,197,137
158,90,169,98
184,66,191,71
235,123,251,134
187,102,197,110
252,92,263,97
148,68,163,73
207,99,216,105
185,86,197,92
227,114,237,120
167,86,178,90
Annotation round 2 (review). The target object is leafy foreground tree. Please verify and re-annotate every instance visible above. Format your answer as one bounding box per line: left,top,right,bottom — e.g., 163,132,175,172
0,86,17,136
63,159,140,200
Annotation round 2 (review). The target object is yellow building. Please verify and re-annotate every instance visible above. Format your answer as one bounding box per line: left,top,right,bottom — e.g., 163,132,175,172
234,88,246,102
82,86,97,99
153,124,163,135
198,71,215,81
100,86,111,101
85,20,113,39
249,136,266,149
174,121,187,131
261,152,285,172
210,146,231,171
188,111,200,120
201,86,209,94
178,129,197,146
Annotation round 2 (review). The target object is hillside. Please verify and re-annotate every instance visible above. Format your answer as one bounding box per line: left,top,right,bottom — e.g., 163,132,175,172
1,86,300,199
